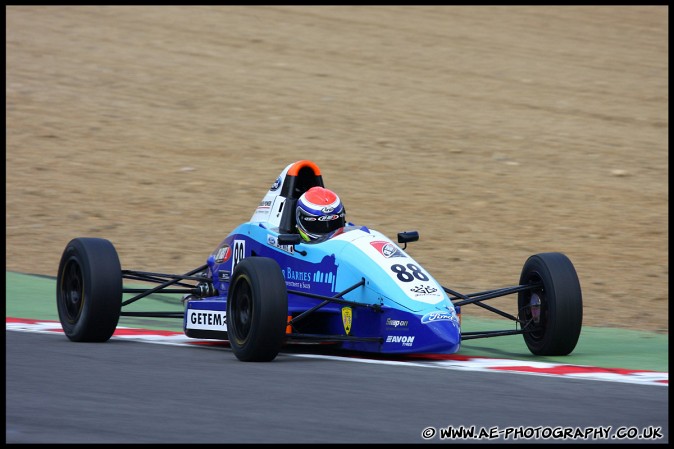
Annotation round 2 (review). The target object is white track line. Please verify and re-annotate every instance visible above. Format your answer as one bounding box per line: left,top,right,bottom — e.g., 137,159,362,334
6,319,667,387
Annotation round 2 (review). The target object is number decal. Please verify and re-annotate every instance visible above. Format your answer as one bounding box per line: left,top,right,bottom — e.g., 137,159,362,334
391,264,414,282
408,263,429,281
232,239,245,273
390,263,429,282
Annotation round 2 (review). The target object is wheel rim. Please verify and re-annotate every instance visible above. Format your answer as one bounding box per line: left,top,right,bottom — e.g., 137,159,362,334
231,278,253,343
60,258,85,323
521,272,547,341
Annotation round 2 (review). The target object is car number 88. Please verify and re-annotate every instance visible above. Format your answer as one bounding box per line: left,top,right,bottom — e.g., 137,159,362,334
390,263,429,282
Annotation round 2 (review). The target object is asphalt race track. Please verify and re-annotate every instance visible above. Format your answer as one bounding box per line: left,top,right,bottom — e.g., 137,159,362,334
6,331,668,444
6,7,668,445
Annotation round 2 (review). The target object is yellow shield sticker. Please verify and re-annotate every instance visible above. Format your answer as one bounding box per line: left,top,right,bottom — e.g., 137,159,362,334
341,307,352,335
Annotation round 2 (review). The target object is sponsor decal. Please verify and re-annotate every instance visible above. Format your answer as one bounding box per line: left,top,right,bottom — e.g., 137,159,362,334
185,310,227,331
282,255,339,294
257,200,273,209
285,267,312,282
385,335,415,347
218,270,230,282
215,245,232,263
270,176,282,191
342,307,352,335
410,285,438,295
386,262,442,304
303,214,341,222
370,240,406,258
321,205,335,213
283,266,336,289
421,310,458,325
267,235,294,254
385,317,409,329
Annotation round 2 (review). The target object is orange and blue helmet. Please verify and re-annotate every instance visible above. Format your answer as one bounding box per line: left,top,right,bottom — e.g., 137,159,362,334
296,187,346,242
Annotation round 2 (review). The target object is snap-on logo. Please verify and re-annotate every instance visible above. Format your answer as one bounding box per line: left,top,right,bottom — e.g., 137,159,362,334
385,317,409,328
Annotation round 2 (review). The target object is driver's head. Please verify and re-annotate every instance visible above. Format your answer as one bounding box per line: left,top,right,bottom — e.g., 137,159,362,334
296,187,346,242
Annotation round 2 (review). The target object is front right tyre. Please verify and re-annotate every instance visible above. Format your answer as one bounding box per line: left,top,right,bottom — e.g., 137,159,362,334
227,257,288,362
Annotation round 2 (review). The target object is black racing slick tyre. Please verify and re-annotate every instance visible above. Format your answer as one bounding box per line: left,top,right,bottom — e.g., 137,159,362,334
227,257,288,362
56,238,122,342
518,252,583,356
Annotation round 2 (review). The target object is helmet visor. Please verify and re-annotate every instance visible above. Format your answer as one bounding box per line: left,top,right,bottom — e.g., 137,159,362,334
298,210,346,236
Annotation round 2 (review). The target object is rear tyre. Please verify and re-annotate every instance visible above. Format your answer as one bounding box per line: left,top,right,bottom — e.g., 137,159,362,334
56,238,123,342
518,252,582,356
227,257,288,362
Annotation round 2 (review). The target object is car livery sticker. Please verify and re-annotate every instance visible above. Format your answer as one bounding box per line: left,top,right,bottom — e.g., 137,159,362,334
283,267,335,290
270,176,282,191
267,235,294,254
231,239,245,274
370,240,406,258
385,335,415,347
421,310,459,325
250,161,296,226
352,235,444,305
250,194,286,227
385,317,409,329
342,307,352,335
282,255,339,295
185,309,227,331
410,284,438,295
257,199,273,211
214,245,232,264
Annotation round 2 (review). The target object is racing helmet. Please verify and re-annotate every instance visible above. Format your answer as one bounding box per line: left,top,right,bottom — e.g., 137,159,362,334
296,187,346,242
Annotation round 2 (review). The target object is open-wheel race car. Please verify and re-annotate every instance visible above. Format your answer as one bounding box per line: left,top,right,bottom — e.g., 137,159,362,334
57,160,583,362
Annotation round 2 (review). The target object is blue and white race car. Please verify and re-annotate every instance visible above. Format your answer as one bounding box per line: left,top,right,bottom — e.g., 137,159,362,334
56,160,583,362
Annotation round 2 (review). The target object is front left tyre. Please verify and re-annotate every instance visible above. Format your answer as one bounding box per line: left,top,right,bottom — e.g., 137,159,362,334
56,237,122,342
518,252,583,356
